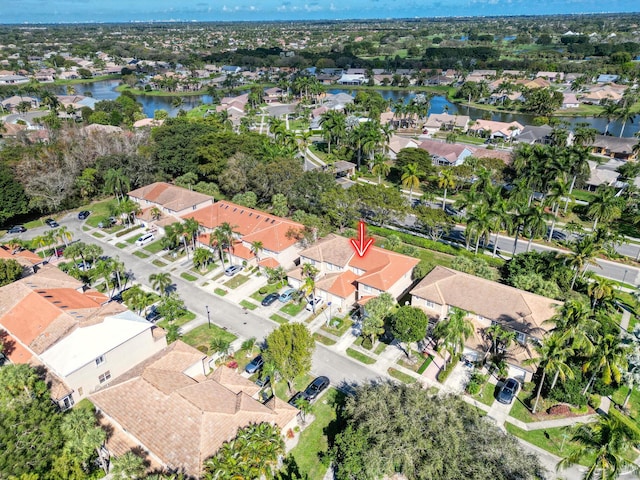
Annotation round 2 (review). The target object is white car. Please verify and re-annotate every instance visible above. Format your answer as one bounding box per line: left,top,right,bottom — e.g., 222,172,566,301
305,297,324,311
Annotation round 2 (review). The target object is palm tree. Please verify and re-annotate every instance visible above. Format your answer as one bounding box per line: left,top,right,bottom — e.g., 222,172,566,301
193,247,214,272
320,110,346,154
438,169,456,210
598,100,621,136
250,241,263,262
522,204,553,252
401,163,423,203
110,451,146,480
149,272,171,296
104,168,131,203
433,307,473,367
55,225,73,247
587,276,616,309
588,186,624,230
524,333,575,414
465,203,492,254
241,337,257,357
150,206,162,221
558,414,639,480
371,153,391,184
210,337,232,362
582,334,628,395
182,217,201,251
212,227,229,269
217,222,238,265
615,107,637,138
567,235,605,290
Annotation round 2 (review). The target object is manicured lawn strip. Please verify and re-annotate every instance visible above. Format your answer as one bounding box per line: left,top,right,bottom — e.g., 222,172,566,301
291,388,343,480
152,259,167,267
314,333,337,346
116,242,127,249
611,385,640,425
374,342,387,355
92,232,105,238
115,225,142,237
181,324,236,353
180,272,198,282
212,272,225,281
156,310,197,329
143,239,165,254
224,274,250,289
353,336,374,351
280,302,305,316
346,348,376,364
214,287,228,296
388,367,417,384
417,355,434,375
474,381,496,407
126,235,139,244
270,313,289,324
250,284,282,302
320,317,352,337
80,199,118,228
133,251,150,259
83,226,90,231
239,299,258,310
509,393,537,423
397,352,428,372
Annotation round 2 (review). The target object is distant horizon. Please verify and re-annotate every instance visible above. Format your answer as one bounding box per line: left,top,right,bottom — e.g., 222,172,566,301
1,0,638,25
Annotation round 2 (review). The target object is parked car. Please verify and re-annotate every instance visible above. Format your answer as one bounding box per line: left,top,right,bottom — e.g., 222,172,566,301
135,233,155,246
146,305,162,322
98,217,117,228
255,375,270,388
54,247,66,257
245,354,264,374
305,296,324,311
303,376,330,401
45,218,59,228
497,378,520,405
224,265,243,277
111,287,131,303
288,391,305,407
7,225,26,234
76,262,93,272
279,288,296,303
77,210,91,220
261,293,279,306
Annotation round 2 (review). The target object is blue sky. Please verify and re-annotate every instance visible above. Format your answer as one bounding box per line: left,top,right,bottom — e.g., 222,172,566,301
1,0,638,23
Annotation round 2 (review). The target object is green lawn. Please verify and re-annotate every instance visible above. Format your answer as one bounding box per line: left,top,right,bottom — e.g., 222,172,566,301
250,284,282,302
270,313,289,324
473,381,497,407
126,235,139,244
509,393,537,423
152,259,167,267
346,348,376,365
214,287,228,296
320,317,352,337
387,367,417,384
274,374,314,402
181,324,237,353
116,242,127,249
374,342,388,355
92,232,105,238
143,239,165,254
611,386,640,425
180,272,198,282
313,333,337,346
505,423,591,465
78,198,118,228
239,299,258,310
224,274,250,289
133,251,150,259
156,310,196,329
280,302,305,317
291,388,344,480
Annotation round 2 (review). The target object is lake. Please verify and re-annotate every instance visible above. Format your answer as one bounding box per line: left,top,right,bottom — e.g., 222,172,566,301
60,80,640,137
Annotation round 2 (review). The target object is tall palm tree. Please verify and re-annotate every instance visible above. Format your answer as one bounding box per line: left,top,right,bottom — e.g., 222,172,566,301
401,163,423,203
524,333,575,414
212,227,229,269
567,235,605,290
465,203,492,254
522,204,553,252
598,100,621,136
438,169,456,210
371,153,391,184
104,168,131,203
588,186,624,230
250,241,263,261
433,307,473,367
149,272,171,296
193,247,214,272
615,107,636,138
217,222,238,265
582,333,628,395
558,414,639,480
182,217,201,251
320,110,346,154
55,225,73,247
587,275,616,309
110,451,146,480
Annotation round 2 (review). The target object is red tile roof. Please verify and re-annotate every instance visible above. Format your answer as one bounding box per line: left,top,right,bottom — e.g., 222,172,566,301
128,182,212,212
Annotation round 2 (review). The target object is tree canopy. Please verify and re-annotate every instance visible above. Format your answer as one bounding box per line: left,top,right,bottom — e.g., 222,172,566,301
263,323,315,385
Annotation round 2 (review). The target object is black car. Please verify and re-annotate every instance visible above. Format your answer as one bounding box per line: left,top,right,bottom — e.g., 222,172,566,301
245,354,264,374
288,391,305,407
7,225,26,234
261,293,279,306
77,210,91,220
497,378,520,405
303,376,330,401
111,287,131,303
45,218,59,228
146,305,162,323
255,375,270,388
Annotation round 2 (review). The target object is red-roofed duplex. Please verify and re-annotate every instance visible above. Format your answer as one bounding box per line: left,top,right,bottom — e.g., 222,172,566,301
288,234,419,312
182,201,305,269
128,182,213,217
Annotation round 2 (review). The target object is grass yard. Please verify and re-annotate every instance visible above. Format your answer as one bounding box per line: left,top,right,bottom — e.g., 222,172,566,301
239,299,258,310
374,342,387,355
611,386,640,425
92,232,105,238
126,235,139,244
133,251,150,259
320,317,352,337
143,239,165,254
180,272,198,282
116,242,127,249
313,333,337,346
181,324,236,353
346,348,376,364
388,367,417,384
473,381,497,407
274,374,314,402
280,301,305,317
291,388,345,480
509,393,537,423
157,310,197,329
224,274,250,289
505,423,588,463
270,313,289,324
214,287,228,296
250,283,283,302
79,199,118,228
152,259,167,267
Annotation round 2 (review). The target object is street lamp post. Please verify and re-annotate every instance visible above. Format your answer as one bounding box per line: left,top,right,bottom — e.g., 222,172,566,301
206,305,211,329
623,269,629,286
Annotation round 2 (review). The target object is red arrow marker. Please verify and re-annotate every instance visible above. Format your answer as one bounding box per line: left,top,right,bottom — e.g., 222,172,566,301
350,220,374,257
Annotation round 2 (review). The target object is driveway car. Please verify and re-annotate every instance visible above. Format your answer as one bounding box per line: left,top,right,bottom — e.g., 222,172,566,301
305,297,324,311
288,391,305,407
255,375,270,388
76,262,93,272
279,288,296,303
146,305,162,323
45,218,59,228
245,354,264,374
111,287,131,303
303,376,330,401
497,378,520,405
98,217,117,228
77,210,91,220
261,293,279,306
7,225,26,234
224,265,243,277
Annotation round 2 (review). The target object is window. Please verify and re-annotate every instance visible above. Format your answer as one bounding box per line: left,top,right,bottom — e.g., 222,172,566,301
516,332,527,344
98,371,111,384
61,395,74,410
95,355,105,366
362,284,372,293
425,300,435,309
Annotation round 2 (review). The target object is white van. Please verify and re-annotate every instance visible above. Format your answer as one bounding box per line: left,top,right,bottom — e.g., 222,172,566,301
135,233,155,246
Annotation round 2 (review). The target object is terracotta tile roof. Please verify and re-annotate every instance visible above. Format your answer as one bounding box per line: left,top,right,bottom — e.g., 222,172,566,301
259,257,280,268
410,266,560,336
91,345,298,477
315,270,358,298
183,201,304,253
128,182,213,213
299,234,354,267
0,245,43,267
349,246,419,292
